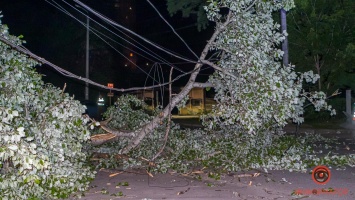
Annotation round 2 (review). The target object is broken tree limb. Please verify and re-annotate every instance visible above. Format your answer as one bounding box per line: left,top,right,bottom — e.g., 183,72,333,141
90,134,117,146
90,130,135,146
99,125,135,137
89,115,136,146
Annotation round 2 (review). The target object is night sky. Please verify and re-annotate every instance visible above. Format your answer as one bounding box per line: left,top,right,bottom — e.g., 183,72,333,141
0,0,213,103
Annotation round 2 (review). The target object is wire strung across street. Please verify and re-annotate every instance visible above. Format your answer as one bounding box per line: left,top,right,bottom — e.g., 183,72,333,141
46,0,182,88
41,0,209,93
0,34,204,92
52,0,189,74
73,0,199,64
0,0,216,93
145,0,200,60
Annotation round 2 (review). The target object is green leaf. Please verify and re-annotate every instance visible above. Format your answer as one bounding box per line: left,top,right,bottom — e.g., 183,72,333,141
34,179,41,185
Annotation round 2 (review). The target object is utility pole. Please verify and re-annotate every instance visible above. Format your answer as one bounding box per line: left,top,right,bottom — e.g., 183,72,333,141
77,4,90,101
85,15,90,101
281,8,289,66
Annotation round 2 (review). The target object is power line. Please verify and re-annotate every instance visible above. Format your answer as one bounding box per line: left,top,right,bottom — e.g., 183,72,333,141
145,0,200,60
0,0,214,94
73,0,199,64
46,0,164,85
56,0,187,74
0,34,202,93
48,0,192,94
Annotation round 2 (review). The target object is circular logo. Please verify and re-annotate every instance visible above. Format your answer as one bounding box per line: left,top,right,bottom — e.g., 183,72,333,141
312,165,331,185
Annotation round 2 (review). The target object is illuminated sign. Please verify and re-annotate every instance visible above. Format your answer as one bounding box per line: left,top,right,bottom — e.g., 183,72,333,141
98,97,104,106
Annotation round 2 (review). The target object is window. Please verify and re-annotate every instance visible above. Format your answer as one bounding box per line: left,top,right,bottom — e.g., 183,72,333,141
191,99,202,106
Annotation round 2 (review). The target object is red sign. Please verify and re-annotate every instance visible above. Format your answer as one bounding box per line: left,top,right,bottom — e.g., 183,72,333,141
107,83,114,88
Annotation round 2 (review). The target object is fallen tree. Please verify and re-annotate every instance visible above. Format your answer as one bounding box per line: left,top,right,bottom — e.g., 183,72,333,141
0,1,350,199
88,0,335,153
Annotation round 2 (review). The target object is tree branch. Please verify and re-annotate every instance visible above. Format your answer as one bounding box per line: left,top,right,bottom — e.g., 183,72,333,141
89,115,136,146
192,82,214,88
200,59,236,79
121,10,233,154
244,0,256,12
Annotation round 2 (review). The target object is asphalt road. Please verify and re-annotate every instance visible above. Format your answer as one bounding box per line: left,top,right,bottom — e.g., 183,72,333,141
71,122,355,200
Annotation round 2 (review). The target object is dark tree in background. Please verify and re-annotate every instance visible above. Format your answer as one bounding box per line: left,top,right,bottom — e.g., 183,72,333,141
166,0,209,31
288,0,355,93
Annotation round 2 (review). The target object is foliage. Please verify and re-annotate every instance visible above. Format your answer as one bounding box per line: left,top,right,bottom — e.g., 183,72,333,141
91,96,354,176
166,0,209,31
88,95,158,168
85,0,347,176
89,1,345,177
304,97,346,122
102,95,154,131
167,0,345,123
199,0,334,133
288,0,355,92
0,20,95,199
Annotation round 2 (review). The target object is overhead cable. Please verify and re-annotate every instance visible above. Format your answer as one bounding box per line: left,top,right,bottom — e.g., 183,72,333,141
46,0,162,84
57,0,186,74
0,34,202,92
73,0,199,64
146,0,200,60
